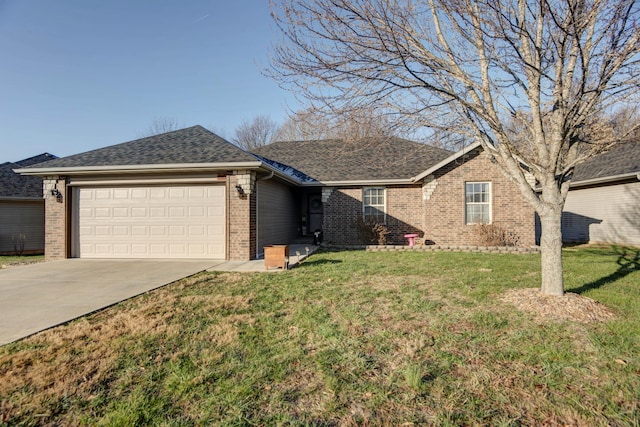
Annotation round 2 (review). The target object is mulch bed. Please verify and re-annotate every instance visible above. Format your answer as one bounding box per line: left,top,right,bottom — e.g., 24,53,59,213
501,288,616,324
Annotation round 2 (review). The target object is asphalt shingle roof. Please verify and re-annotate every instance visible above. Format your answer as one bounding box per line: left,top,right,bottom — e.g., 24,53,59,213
572,142,640,182
16,126,636,185
251,138,453,182
22,126,257,169
1,153,57,198
15,153,58,167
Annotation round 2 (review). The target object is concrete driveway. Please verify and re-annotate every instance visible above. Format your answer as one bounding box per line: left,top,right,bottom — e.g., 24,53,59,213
0,259,217,346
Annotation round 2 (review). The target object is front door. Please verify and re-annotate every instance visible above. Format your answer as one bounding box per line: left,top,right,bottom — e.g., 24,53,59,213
308,193,323,233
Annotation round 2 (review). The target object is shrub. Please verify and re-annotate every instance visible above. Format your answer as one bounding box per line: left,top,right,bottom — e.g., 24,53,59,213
472,223,521,247
355,217,390,245
12,233,26,255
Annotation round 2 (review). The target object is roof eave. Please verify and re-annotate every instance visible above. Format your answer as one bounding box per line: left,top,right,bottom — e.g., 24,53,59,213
300,178,415,187
14,162,265,176
15,161,311,186
412,141,483,182
570,171,640,188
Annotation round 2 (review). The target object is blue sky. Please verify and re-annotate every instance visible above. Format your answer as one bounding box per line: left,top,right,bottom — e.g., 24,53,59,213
0,0,297,161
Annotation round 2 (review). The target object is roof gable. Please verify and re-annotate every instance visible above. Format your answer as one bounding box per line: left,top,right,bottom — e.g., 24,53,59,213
252,138,453,182
412,141,483,182
21,126,257,170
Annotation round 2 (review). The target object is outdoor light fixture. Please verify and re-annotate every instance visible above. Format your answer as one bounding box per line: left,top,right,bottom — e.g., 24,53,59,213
51,189,62,197
235,184,245,196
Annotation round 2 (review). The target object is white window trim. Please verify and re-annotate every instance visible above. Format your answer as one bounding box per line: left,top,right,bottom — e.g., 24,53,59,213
363,187,387,223
465,181,492,224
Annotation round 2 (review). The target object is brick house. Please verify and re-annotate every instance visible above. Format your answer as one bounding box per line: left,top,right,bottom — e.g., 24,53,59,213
17,126,535,261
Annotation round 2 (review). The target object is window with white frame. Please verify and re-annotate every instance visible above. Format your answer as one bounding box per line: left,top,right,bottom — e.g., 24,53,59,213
363,187,386,223
465,182,491,224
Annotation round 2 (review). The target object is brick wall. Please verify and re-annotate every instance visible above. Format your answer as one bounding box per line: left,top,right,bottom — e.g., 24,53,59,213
227,171,257,260
424,149,535,246
321,149,535,248
43,177,67,261
386,186,423,243
322,185,424,245
323,187,361,245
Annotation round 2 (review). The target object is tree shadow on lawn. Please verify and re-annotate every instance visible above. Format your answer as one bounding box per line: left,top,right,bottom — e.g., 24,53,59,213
570,246,639,295
297,258,343,268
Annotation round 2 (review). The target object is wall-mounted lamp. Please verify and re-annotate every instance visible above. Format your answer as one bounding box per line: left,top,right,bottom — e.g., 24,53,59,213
235,184,245,196
51,188,62,197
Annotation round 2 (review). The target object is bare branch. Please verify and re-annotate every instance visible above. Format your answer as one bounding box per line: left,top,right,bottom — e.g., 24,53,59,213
138,117,182,138
232,115,281,151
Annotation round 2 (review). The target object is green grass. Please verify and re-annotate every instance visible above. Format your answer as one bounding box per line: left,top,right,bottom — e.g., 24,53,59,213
0,254,44,269
1,246,639,426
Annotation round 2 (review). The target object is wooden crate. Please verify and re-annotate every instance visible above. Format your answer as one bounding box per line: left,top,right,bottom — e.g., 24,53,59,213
264,245,289,270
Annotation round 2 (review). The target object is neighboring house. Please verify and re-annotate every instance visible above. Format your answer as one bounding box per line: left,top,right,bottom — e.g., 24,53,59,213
17,126,535,261
546,142,639,246
0,153,57,254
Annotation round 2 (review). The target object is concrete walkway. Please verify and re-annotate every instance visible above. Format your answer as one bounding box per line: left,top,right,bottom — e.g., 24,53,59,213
0,244,318,345
206,244,318,272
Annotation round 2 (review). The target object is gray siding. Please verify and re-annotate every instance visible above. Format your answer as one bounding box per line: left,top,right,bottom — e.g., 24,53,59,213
0,199,45,253
561,181,640,246
257,180,298,257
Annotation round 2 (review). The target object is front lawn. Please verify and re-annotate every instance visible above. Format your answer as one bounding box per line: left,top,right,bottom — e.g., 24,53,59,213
1,246,638,425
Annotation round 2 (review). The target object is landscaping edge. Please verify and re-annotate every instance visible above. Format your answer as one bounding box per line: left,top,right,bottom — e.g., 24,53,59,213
321,244,541,254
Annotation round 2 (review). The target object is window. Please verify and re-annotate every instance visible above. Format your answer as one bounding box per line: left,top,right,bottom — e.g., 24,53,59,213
465,182,491,224
363,187,386,223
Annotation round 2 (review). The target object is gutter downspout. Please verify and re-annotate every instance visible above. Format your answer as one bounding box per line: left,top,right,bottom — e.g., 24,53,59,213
257,171,274,182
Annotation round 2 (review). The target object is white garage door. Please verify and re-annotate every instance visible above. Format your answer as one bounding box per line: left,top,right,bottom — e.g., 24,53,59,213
74,185,225,259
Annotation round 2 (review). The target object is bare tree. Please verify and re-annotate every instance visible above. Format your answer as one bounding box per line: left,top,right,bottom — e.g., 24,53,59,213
275,109,329,141
269,0,640,296
138,117,183,138
276,106,398,141
232,115,281,150
606,104,640,142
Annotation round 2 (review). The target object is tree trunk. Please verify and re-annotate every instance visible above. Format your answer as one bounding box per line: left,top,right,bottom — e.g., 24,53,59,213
538,207,565,296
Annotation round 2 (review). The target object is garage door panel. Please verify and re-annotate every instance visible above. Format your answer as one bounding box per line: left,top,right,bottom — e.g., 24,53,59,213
95,189,111,199
113,226,129,236
189,206,205,217
75,185,225,259
169,206,185,217
169,188,185,198
131,189,147,199
150,188,165,198
131,225,147,236
113,189,129,199
169,244,186,255
95,208,110,217
170,225,185,236
131,207,147,217
112,207,128,217
95,226,110,236
114,244,131,255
